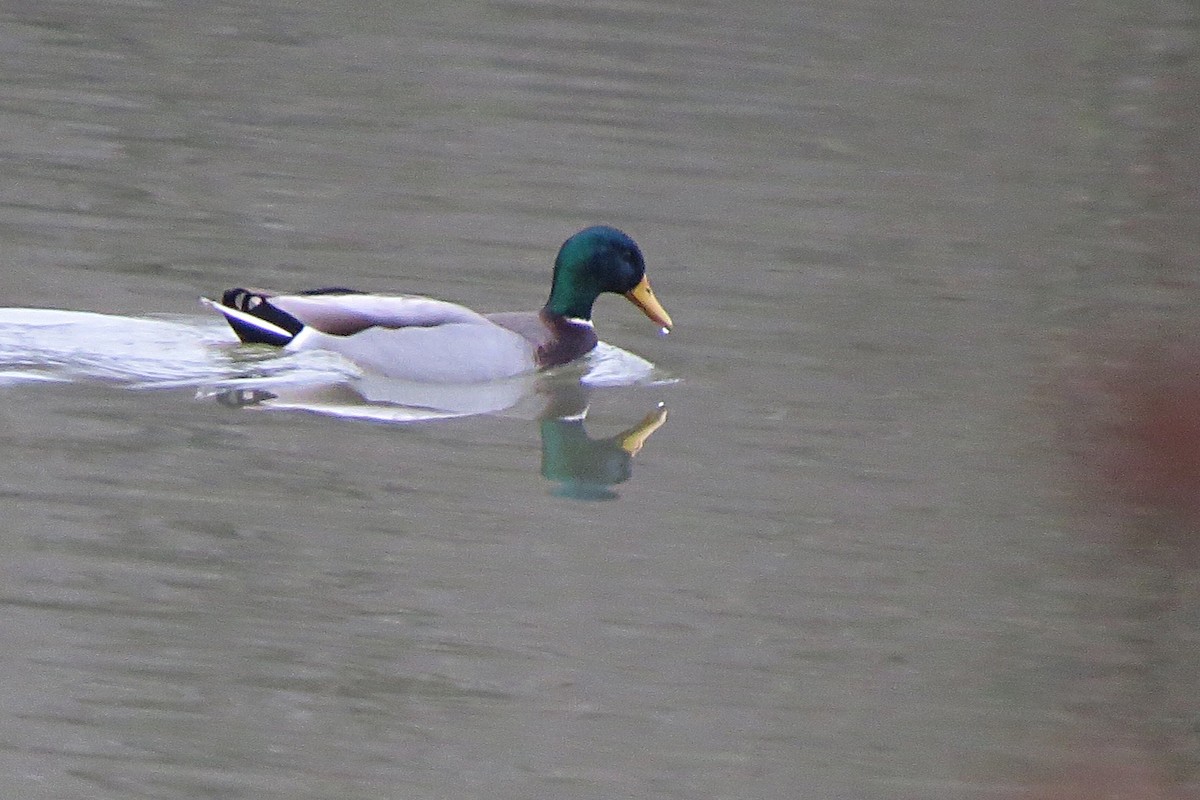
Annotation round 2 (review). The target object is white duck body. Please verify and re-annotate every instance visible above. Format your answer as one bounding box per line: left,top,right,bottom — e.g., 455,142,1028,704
204,292,540,383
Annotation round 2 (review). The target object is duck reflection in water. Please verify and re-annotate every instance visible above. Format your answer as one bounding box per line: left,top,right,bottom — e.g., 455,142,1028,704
0,306,672,499
212,377,668,500
536,382,667,500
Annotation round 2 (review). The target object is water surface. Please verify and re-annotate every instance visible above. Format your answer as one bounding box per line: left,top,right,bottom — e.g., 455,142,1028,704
2,0,1199,798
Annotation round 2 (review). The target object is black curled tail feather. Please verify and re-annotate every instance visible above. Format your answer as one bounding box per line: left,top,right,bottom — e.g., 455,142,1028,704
219,288,305,346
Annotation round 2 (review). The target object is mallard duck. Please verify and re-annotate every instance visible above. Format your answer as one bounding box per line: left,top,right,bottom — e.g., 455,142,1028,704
203,226,672,383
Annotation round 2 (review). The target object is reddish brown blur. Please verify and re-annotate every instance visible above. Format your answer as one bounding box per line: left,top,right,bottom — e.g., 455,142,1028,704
1016,757,1186,800
1059,331,1200,559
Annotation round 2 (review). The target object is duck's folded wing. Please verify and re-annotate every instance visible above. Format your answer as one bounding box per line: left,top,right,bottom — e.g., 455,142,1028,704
270,294,490,336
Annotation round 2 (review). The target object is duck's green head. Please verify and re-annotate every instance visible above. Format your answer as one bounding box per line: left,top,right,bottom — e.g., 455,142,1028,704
545,226,673,330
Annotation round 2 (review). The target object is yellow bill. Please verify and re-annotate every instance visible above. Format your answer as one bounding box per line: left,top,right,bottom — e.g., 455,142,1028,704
624,275,673,330
619,404,669,456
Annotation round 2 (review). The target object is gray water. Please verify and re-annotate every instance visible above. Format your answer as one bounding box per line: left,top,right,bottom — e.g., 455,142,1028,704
2,1,1200,798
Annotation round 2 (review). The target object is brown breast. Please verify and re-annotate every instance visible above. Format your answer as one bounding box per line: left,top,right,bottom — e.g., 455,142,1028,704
487,310,599,369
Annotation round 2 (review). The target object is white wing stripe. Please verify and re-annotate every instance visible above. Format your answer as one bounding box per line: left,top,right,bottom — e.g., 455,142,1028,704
200,297,294,340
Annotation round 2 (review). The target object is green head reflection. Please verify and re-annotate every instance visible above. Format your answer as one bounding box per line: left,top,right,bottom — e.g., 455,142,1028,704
540,403,668,500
